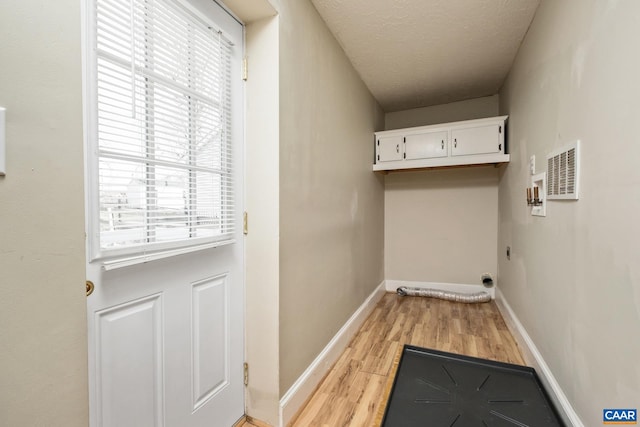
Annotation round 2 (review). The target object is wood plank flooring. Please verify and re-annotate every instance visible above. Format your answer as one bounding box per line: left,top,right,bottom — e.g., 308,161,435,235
242,292,524,427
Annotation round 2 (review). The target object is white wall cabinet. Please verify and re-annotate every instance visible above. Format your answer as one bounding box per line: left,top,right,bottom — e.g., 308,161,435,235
374,116,508,171
377,135,404,162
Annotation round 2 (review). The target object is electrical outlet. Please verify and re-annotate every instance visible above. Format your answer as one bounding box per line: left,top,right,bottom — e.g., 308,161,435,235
529,155,535,175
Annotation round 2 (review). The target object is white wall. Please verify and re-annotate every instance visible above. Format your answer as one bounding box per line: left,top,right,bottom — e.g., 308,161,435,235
498,0,640,424
383,97,501,287
0,1,88,425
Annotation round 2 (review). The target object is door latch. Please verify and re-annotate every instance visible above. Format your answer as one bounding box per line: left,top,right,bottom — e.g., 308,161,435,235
243,212,248,235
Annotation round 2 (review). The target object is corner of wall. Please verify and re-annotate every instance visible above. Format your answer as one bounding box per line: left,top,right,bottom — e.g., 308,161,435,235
279,282,386,427
276,0,385,401
245,13,281,425
495,288,585,426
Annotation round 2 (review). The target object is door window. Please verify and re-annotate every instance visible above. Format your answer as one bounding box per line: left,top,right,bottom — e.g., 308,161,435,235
89,0,236,260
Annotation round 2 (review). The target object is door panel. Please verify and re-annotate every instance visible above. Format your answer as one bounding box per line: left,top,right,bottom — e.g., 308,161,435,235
405,131,448,160
377,135,404,162
451,124,501,156
89,247,243,427
192,275,229,411
95,294,164,427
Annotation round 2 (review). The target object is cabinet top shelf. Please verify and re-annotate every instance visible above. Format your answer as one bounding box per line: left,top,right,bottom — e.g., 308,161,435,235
375,115,508,137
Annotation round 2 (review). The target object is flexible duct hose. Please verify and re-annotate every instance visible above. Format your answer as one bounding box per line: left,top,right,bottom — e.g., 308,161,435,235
396,286,491,303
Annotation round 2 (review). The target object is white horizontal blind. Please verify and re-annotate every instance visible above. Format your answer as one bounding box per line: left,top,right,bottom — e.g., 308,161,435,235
94,0,234,255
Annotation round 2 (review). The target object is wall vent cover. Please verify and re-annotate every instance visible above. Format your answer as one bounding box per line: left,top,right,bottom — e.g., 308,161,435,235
547,140,580,200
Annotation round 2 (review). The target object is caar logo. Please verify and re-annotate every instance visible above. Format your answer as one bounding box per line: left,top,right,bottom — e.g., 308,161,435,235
603,409,637,424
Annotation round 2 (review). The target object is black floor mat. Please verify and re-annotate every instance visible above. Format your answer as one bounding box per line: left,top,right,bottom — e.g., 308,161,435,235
381,345,565,426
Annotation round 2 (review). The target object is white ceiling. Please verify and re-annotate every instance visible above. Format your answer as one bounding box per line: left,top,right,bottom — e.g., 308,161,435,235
310,0,540,112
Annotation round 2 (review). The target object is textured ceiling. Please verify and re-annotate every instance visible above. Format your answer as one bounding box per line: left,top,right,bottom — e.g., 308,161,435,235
310,0,540,112
223,0,276,23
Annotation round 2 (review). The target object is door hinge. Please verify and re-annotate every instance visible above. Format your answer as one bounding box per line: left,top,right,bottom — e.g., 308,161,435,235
243,211,248,235
242,57,248,81
244,362,249,386
499,125,502,134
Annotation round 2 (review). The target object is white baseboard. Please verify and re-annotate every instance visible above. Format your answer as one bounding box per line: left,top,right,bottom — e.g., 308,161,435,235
495,287,584,427
278,281,386,427
385,279,495,299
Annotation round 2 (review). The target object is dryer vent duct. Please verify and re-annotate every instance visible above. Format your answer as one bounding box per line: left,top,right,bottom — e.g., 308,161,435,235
481,273,494,288
396,287,491,304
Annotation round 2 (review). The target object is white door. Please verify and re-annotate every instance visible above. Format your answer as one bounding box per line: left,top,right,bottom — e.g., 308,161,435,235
84,0,244,426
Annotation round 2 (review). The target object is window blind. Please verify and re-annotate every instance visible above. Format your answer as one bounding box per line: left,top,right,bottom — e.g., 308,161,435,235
94,0,234,256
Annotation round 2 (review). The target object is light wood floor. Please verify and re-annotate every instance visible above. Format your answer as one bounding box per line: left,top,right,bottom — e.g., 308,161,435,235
241,292,524,427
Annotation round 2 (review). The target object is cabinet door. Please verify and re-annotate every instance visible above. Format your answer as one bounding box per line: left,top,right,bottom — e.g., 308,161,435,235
405,131,448,160
451,124,503,156
377,135,404,162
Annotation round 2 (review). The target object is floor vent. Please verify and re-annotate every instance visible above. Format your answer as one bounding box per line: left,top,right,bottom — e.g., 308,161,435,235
547,141,580,200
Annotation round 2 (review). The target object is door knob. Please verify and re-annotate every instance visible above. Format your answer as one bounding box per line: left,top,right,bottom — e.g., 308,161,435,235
86,280,95,297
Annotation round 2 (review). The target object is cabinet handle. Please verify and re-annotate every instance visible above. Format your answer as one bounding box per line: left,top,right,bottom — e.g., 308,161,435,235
396,144,399,153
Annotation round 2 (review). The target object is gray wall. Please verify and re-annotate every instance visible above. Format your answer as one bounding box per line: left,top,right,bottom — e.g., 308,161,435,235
385,95,499,130
385,168,498,285
383,96,500,286
498,0,640,424
0,1,88,425
278,0,385,395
